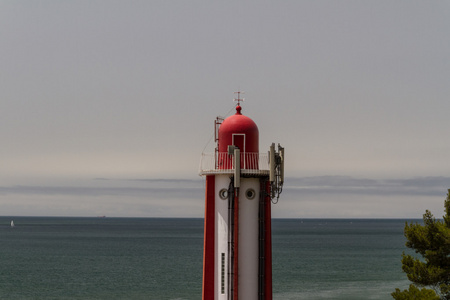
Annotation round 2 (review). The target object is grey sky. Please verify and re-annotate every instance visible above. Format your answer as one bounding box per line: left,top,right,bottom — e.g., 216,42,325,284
1,1,450,217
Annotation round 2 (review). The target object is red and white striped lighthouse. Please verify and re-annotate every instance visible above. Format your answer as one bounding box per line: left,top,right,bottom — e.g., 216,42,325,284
199,94,284,300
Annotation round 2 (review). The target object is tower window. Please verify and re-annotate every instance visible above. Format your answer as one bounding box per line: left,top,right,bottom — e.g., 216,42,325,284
221,253,225,294
245,188,256,200
219,189,228,200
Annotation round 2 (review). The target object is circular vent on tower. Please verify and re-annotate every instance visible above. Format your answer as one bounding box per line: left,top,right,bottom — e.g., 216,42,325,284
245,188,256,200
219,189,228,200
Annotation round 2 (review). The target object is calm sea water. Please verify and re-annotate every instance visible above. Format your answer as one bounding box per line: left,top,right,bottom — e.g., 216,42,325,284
0,217,414,300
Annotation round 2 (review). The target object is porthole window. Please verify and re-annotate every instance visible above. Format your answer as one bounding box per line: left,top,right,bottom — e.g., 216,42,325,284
219,189,228,200
245,188,256,200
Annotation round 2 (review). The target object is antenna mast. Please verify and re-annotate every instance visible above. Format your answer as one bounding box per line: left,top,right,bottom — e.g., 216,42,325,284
234,91,245,106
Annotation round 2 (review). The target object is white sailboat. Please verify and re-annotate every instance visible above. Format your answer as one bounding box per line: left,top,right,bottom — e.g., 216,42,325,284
10,220,14,227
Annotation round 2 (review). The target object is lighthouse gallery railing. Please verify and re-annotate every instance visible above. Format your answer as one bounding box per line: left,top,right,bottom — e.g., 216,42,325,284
199,152,270,176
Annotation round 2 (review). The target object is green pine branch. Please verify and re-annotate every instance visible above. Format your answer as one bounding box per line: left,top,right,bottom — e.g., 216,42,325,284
392,190,450,300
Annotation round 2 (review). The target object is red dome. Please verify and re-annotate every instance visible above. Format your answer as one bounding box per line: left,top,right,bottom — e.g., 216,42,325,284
218,106,259,154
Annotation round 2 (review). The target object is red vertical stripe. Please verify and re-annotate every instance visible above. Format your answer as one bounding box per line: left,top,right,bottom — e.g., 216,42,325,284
233,190,239,300
264,181,273,300
202,175,215,300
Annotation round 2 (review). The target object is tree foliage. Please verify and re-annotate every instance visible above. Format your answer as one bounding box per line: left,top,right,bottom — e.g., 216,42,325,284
392,284,440,300
392,190,450,299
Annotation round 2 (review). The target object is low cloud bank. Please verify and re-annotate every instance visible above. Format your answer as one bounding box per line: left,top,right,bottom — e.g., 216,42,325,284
285,176,450,197
0,176,448,218
1,176,448,198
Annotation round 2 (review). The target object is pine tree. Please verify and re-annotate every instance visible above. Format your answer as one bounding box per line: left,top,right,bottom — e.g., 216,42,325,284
392,190,450,299
392,284,440,300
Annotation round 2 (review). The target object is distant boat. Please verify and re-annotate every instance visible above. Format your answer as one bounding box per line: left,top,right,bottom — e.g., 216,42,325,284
10,220,14,227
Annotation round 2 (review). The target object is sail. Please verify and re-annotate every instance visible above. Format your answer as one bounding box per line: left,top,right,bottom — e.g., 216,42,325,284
10,220,14,227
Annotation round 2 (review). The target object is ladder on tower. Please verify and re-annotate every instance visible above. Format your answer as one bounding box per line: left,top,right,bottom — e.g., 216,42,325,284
214,116,224,169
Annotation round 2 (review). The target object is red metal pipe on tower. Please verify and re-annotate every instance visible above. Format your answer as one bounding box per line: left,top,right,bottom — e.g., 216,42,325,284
264,180,273,300
233,188,239,300
202,175,215,300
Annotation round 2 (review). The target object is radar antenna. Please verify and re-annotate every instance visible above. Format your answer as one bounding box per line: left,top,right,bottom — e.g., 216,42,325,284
269,143,284,203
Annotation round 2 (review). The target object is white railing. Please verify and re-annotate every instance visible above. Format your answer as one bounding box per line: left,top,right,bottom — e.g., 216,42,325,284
199,152,270,176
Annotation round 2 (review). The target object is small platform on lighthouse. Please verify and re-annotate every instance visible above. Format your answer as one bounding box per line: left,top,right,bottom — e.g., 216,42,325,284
198,152,270,176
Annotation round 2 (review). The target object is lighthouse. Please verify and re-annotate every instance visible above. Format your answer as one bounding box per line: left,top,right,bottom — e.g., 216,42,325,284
199,93,284,300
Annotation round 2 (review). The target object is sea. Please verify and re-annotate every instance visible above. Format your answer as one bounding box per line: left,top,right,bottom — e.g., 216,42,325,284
0,217,416,300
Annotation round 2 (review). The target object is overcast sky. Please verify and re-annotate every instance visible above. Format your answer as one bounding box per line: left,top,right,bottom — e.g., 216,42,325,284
1,1,450,218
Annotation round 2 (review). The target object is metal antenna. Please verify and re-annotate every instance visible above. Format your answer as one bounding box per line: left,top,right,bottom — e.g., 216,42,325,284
233,91,245,106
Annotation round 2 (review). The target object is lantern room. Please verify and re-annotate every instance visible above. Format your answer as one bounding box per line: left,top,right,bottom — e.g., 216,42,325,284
217,105,259,154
